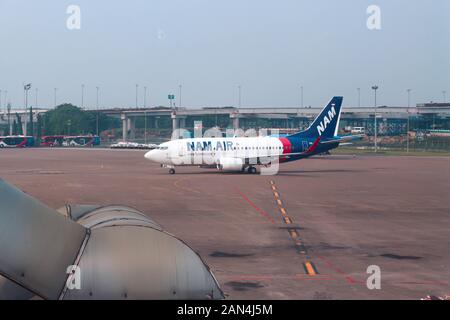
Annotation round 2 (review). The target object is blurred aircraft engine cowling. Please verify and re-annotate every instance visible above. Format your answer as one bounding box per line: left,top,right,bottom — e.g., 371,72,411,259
0,179,224,300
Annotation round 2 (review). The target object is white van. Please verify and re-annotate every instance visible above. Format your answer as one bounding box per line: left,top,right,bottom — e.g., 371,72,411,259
351,127,365,134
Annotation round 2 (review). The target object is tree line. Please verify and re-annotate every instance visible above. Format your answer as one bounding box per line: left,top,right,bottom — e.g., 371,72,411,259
3,104,120,137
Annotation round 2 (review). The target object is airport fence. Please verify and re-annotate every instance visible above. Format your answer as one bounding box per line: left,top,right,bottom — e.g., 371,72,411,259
347,135,450,153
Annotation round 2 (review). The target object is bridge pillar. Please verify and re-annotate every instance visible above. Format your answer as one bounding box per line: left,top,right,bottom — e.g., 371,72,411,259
171,112,178,131
121,114,128,141
129,117,136,140
179,117,186,129
230,111,240,130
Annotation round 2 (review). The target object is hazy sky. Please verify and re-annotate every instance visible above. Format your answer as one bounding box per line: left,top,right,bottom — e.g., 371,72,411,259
0,0,449,110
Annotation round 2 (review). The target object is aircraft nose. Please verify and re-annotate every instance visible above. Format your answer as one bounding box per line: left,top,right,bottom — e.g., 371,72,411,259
144,150,157,161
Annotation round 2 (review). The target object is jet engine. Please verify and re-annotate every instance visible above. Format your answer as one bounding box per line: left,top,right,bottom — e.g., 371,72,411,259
0,179,224,300
217,157,244,171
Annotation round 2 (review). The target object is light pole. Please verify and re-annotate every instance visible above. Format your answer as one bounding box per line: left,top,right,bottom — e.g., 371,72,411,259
4,91,10,135
24,84,31,136
81,84,85,109
144,86,147,144
179,85,182,108
301,86,304,108
357,88,361,107
371,85,379,152
7,102,11,135
96,86,100,136
96,86,100,108
443,91,447,102
144,86,147,108
168,94,175,109
238,85,242,108
0,89,4,116
135,84,139,108
407,89,411,153
407,89,411,108
54,88,58,107
35,88,38,108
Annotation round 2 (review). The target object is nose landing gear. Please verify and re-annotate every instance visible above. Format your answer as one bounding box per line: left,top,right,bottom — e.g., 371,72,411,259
161,164,176,175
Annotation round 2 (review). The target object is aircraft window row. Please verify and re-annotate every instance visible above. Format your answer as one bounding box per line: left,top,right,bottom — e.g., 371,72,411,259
234,146,283,150
203,146,283,150
190,146,284,151
157,146,169,150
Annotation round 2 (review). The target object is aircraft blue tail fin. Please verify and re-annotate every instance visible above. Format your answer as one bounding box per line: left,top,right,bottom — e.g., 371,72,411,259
289,96,343,139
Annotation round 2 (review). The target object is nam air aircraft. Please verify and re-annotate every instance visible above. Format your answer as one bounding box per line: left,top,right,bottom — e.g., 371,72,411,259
145,96,362,174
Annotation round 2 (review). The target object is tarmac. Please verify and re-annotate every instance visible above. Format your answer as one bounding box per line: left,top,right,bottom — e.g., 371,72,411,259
1,148,449,299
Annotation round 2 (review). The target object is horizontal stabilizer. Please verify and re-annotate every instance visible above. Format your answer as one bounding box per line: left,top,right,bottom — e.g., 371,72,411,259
320,134,364,145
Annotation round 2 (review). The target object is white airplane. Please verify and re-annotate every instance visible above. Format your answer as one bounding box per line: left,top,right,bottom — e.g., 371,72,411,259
144,96,362,174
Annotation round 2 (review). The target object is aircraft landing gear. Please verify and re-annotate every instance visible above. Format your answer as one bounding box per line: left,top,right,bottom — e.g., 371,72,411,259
247,167,257,174
161,164,176,175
